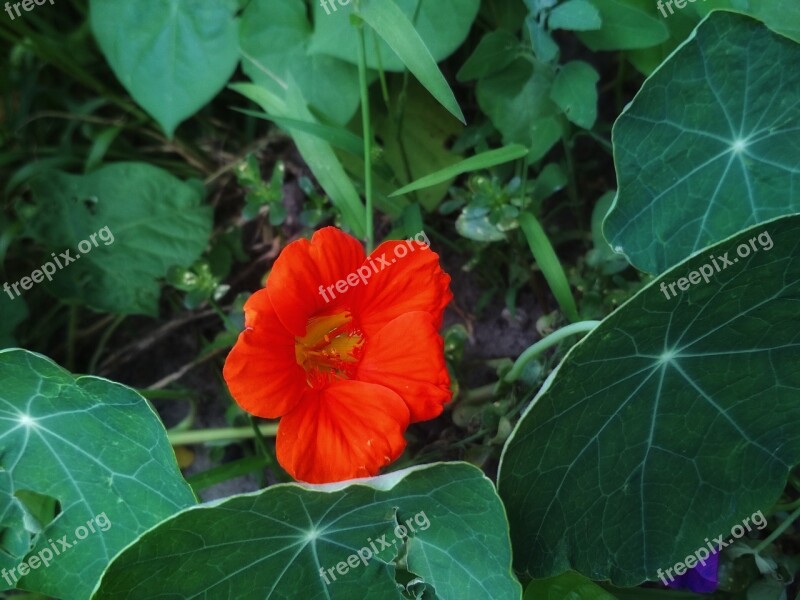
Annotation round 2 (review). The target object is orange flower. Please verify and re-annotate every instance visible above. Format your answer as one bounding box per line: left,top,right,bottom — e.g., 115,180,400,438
223,227,453,483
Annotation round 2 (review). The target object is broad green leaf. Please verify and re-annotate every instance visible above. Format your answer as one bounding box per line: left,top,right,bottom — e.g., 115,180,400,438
524,572,618,600
457,31,521,82
90,0,239,137
0,349,195,599
373,81,463,211
26,163,212,316
239,0,363,125
391,145,529,197
92,463,521,599
518,212,580,322
577,0,669,50
548,0,602,31
310,0,480,72
477,58,563,160
549,61,600,129
358,0,466,124
232,83,367,237
604,12,800,274
499,214,800,585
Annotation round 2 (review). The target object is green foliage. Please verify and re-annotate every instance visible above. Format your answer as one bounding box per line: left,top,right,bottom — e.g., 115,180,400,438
605,12,800,274
500,214,800,585
90,0,239,137
93,464,521,599
524,571,619,600
0,349,196,599
309,0,480,72
25,163,212,315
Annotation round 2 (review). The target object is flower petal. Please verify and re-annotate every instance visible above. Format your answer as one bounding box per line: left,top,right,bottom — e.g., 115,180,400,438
223,289,306,419
351,239,452,337
276,380,409,483
357,312,452,422
268,227,366,336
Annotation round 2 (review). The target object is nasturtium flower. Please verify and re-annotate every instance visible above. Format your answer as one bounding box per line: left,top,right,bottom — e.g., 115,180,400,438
223,227,453,483
666,552,719,594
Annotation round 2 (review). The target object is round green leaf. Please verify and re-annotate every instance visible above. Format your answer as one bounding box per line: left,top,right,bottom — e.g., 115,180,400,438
309,0,480,72
90,0,239,137
547,0,602,32
93,463,521,599
605,12,800,274
0,349,195,599
576,0,669,50
499,214,800,585
26,163,212,316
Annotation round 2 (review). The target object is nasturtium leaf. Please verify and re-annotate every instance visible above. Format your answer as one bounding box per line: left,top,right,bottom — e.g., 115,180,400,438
604,12,800,274
239,0,363,125
549,61,600,129
309,0,480,73
524,571,618,600
547,0,602,31
90,0,239,137
92,463,521,599
499,214,800,585
26,163,212,316
577,0,669,50
0,349,196,599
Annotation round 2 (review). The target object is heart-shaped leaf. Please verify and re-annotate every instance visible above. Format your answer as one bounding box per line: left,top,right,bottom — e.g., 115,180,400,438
90,0,239,137
92,463,521,599
604,12,800,274
26,163,212,316
499,214,800,585
0,349,196,599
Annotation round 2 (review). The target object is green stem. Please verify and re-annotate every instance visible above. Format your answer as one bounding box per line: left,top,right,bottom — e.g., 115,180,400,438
88,315,126,374
755,504,800,554
168,424,278,446
505,320,601,382
355,8,374,252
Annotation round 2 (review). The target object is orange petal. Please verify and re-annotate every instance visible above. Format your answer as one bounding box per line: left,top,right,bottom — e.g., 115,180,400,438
357,312,452,422
276,380,409,483
351,239,452,337
223,289,306,419
267,227,366,337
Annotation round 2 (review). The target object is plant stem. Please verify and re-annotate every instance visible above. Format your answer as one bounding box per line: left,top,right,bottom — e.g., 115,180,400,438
66,304,79,372
505,320,601,382
168,424,278,446
355,7,374,252
755,504,800,554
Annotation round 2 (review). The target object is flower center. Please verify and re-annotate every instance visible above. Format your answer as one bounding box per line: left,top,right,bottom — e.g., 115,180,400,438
295,311,364,387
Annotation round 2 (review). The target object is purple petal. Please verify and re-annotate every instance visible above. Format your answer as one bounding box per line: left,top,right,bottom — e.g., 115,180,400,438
665,552,719,593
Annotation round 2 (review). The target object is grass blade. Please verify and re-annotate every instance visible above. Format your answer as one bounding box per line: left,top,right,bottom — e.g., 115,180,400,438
518,211,580,322
232,107,364,156
358,0,465,124
390,144,528,196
